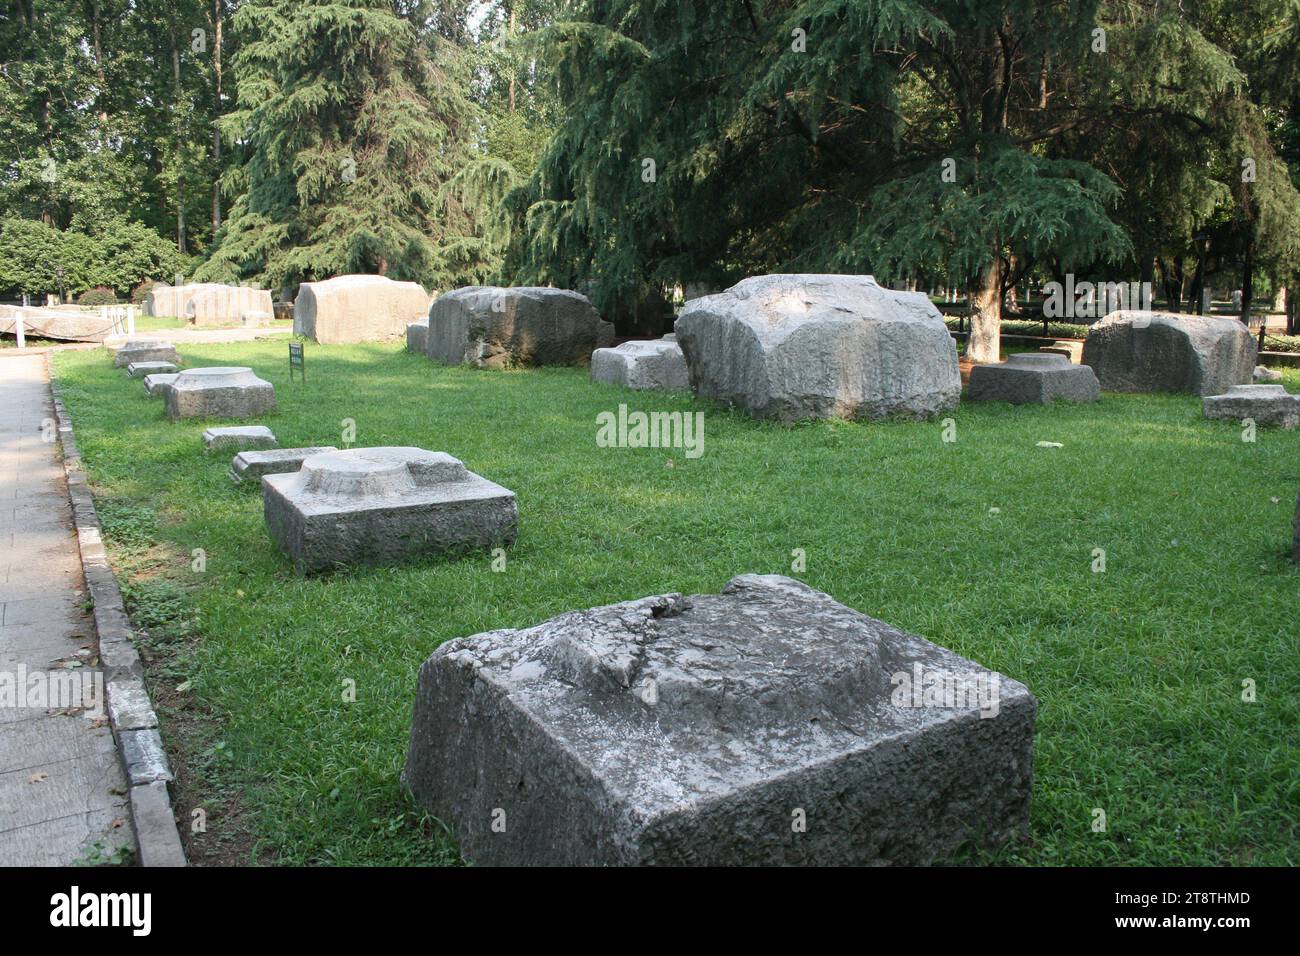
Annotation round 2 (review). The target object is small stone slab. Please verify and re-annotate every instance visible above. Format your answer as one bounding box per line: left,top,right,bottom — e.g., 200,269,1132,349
591,335,690,390
112,340,179,368
203,425,279,453
142,373,178,397
164,366,278,421
967,352,1100,404
262,446,517,574
407,320,428,354
403,574,1037,866
1254,365,1283,383
230,446,340,484
1202,384,1300,427
126,361,178,378
241,310,272,327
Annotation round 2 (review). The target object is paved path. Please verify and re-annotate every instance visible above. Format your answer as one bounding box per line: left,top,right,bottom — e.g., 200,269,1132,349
0,355,133,864
106,326,292,346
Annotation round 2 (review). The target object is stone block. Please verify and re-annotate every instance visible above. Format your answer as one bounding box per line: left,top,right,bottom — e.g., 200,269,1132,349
185,285,275,327
404,574,1037,866
1081,311,1256,396
427,286,615,368
1254,365,1283,383
967,352,1101,404
164,367,278,421
230,446,340,484
1202,384,1300,427
142,373,178,397
262,447,517,574
591,335,690,390
112,340,179,368
675,275,960,421
407,320,428,354
202,425,279,453
241,310,272,327
294,275,431,344
126,361,178,378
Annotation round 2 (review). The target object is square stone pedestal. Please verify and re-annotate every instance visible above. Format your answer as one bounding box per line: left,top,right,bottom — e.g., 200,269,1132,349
164,367,277,421
967,352,1100,404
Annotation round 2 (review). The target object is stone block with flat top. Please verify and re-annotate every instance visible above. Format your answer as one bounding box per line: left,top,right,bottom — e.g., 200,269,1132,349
164,366,277,421
427,286,615,368
142,373,178,397
403,573,1037,866
126,361,178,378
262,446,517,574
407,320,428,354
1082,311,1256,396
591,335,690,391
230,446,340,484
112,340,180,368
967,352,1101,405
202,425,278,453
1202,384,1300,428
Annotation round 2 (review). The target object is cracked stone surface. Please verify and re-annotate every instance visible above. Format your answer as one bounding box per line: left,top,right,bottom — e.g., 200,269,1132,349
404,573,1037,866
675,274,961,421
262,447,517,574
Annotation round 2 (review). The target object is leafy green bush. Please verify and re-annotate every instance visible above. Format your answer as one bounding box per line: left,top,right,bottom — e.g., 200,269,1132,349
1261,334,1300,354
76,285,117,306
0,218,191,299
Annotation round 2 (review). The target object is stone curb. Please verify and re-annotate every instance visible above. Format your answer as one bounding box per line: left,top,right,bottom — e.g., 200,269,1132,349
46,355,187,868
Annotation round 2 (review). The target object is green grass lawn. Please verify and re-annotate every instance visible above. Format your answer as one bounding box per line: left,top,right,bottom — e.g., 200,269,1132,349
51,342,1300,866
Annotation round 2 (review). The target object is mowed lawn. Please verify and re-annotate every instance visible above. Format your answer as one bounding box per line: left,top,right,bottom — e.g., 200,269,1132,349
51,342,1300,866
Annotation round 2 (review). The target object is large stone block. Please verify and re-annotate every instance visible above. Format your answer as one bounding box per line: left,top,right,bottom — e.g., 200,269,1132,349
591,335,690,391
262,447,517,574
230,446,340,485
1081,311,1256,396
202,425,278,453
426,286,615,368
125,361,178,378
404,574,1037,866
675,275,961,421
1202,384,1300,428
164,367,278,421
967,353,1100,405
185,286,275,327
406,320,428,354
112,340,179,368
294,275,431,344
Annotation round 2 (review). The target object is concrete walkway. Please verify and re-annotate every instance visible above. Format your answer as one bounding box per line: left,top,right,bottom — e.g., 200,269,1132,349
0,355,133,864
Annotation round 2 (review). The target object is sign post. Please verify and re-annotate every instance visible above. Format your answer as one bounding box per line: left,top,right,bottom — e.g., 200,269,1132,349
289,342,305,382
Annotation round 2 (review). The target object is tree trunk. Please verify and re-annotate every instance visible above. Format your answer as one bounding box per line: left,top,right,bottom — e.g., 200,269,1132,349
967,256,1001,364
1239,233,1254,325
90,0,108,123
212,0,223,233
170,20,188,254
1287,285,1297,336
507,6,517,113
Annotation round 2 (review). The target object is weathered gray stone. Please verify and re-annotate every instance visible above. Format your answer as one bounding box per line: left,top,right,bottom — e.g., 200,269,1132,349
185,285,275,327
262,447,517,574
142,373,178,397
230,446,340,484
1202,384,1300,428
591,335,690,391
404,573,1037,866
427,286,615,368
164,366,278,421
675,275,961,421
112,340,179,368
125,361,178,378
407,320,428,354
240,310,272,327
1081,311,1256,396
294,274,431,344
1254,365,1283,383
1038,341,1083,363
273,301,294,323
967,352,1101,405
202,425,279,453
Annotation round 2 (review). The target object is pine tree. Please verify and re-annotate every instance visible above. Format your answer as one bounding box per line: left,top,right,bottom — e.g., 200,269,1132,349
198,0,481,290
